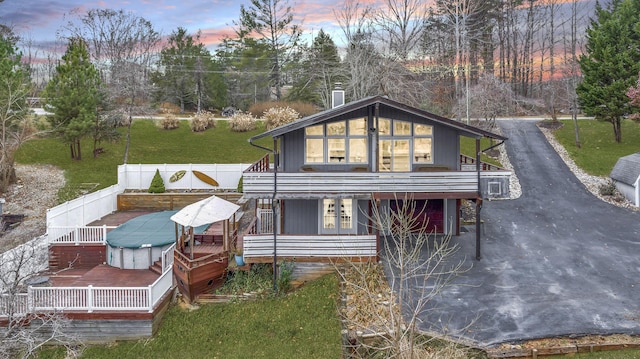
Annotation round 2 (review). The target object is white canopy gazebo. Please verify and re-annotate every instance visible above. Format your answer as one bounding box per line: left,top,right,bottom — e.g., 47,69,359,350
170,195,240,258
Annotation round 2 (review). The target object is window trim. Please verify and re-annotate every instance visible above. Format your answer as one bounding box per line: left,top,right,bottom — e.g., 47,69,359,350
319,198,357,234
304,118,368,165
378,118,434,172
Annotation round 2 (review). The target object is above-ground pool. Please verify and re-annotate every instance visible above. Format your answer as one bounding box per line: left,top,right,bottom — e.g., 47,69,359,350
106,211,207,270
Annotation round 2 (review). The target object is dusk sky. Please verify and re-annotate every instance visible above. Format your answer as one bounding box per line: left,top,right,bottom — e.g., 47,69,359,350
1,0,358,53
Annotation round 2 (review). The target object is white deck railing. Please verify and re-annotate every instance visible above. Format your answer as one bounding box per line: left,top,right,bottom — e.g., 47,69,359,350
256,208,274,234
47,225,116,245
161,243,176,272
1,263,174,316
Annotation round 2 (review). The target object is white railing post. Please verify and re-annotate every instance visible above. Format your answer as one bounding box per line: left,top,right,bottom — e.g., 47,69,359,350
102,224,107,244
27,286,34,314
148,285,153,312
87,285,93,313
74,225,80,245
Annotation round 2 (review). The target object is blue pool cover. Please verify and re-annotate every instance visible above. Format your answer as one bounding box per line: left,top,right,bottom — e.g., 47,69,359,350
106,211,208,249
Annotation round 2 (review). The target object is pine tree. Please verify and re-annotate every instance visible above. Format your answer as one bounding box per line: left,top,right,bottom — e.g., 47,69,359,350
45,37,101,160
576,0,640,143
154,28,226,113
287,29,342,109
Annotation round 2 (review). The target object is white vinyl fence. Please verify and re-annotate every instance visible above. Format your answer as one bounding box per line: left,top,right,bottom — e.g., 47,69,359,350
118,163,251,191
46,184,123,230
46,163,250,234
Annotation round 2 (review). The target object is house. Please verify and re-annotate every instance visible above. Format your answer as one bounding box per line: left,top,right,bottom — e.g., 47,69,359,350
610,152,640,207
240,95,510,263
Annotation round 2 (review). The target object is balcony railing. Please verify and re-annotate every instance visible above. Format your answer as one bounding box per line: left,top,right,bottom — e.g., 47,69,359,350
244,171,484,198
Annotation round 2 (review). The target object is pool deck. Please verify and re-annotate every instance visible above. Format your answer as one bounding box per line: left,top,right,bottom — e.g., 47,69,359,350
48,264,160,287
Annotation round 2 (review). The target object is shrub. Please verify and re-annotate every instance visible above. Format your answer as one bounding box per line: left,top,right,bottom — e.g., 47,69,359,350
229,111,257,132
158,112,179,130
237,176,243,193
249,101,318,118
263,106,300,130
599,180,617,196
148,169,165,193
190,110,217,132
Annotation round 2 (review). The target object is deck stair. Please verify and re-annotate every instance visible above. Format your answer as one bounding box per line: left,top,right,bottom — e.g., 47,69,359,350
149,260,163,275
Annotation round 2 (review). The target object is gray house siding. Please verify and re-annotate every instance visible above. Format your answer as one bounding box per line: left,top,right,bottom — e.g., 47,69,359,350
282,199,318,234
282,199,372,235
281,114,463,173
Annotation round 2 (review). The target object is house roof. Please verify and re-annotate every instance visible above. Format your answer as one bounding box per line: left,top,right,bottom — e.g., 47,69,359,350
610,152,640,185
249,96,507,142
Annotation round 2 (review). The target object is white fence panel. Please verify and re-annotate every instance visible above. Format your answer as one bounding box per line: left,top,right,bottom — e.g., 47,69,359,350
150,269,173,309
118,164,251,191
46,184,123,229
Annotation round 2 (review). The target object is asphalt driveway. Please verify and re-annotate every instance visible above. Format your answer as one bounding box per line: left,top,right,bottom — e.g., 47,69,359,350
407,120,640,347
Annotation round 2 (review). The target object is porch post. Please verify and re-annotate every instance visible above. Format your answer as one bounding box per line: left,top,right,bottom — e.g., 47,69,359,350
475,138,482,260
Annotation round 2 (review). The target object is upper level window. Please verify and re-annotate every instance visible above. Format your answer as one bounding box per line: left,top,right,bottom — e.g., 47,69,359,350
305,118,368,164
378,118,433,171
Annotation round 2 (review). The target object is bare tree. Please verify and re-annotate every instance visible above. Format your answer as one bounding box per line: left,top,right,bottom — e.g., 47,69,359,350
0,30,39,192
0,239,83,358
338,197,469,358
63,9,160,164
373,0,427,61
459,74,517,128
335,0,426,106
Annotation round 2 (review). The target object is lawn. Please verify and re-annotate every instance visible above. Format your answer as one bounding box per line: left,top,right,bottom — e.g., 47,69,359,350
16,119,272,202
38,275,342,359
553,119,640,176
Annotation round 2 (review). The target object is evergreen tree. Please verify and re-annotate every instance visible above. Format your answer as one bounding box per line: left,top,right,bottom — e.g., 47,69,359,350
154,27,226,113
288,29,342,109
217,36,272,110
237,0,302,100
576,0,640,143
45,37,101,160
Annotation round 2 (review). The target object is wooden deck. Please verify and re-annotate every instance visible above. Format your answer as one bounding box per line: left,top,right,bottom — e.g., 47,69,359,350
48,264,160,287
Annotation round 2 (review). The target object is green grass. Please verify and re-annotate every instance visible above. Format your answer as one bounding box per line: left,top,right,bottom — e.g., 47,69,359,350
553,119,640,177
460,136,504,167
80,274,342,359
16,120,271,202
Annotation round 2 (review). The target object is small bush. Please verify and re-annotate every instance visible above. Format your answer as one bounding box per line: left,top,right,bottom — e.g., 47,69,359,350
263,106,300,130
148,169,165,193
277,261,294,294
229,111,257,132
158,112,179,130
599,180,617,196
190,110,217,132
237,176,243,193
249,101,318,118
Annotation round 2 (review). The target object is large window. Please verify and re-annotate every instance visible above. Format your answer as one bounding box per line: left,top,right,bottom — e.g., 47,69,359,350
305,119,368,164
321,198,355,233
378,119,433,172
